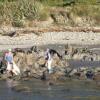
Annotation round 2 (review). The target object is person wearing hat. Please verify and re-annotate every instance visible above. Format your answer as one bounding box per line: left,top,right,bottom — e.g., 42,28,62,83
5,49,20,76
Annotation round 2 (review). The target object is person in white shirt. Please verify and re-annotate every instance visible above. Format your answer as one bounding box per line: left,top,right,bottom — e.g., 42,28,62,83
45,48,53,74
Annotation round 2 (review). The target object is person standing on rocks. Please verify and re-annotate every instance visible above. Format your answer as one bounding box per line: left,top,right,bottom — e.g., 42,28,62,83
5,49,20,76
45,48,53,74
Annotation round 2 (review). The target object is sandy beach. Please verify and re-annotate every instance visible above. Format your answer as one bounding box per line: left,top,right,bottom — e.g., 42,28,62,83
0,31,100,50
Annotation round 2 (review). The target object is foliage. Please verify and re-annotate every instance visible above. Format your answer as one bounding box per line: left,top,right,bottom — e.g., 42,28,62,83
75,0,96,4
0,0,99,27
0,0,48,27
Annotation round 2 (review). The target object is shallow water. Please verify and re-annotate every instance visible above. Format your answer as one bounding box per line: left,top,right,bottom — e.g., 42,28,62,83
0,79,100,100
0,44,100,100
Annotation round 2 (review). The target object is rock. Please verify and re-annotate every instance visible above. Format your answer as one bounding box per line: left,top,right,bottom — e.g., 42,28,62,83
37,57,46,66
34,63,40,69
0,26,15,35
65,67,73,76
41,71,47,80
96,55,100,61
79,67,88,72
14,52,25,63
69,68,78,76
63,55,71,60
48,71,66,81
53,54,69,67
26,53,34,66
47,81,54,86
73,72,81,79
93,73,100,81
0,75,7,80
64,45,76,58
37,50,45,57
8,31,17,37
30,46,38,53
73,53,83,60
78,73,86,80
95,67,100,73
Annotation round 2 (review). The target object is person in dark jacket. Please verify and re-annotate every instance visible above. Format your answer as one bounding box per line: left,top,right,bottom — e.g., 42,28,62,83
45,48,62,74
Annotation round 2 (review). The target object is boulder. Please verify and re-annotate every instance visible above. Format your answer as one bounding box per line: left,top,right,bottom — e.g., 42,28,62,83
78,73,86,80
26,53,34,66
94,67,100,73
37,56,46,67
48,71,66,82
93,73,100,81
69,68,78,76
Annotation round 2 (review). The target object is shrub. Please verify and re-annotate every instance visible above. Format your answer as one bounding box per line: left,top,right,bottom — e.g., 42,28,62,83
0,0,47,27
12,20,24,27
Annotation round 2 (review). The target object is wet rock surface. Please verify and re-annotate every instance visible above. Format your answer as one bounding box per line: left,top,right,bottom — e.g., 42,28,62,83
0,44,100,83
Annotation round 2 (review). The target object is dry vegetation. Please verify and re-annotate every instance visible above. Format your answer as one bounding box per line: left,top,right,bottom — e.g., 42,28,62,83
0,0,100,27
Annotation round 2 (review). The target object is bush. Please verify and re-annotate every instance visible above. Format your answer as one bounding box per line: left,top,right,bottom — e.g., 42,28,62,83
71,4,100,17
12,20,24,27
0,0,100,27
76,0,96,4
0,0,48,27
40,0,64,6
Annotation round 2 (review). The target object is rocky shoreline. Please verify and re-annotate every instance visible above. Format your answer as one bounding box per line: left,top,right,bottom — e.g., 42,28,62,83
0,27,100,84
0,45,100,85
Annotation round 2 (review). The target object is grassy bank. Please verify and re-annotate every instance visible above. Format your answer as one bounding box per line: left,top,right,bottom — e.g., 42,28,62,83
0,0,50,27
0,0,100,27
